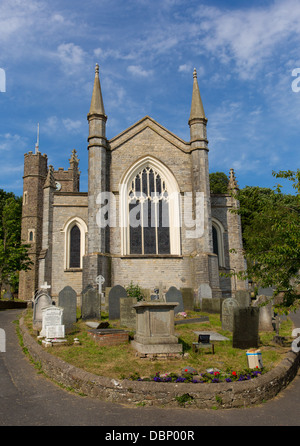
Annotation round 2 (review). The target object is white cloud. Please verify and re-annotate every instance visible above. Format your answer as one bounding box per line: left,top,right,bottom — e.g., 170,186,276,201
127,65,153,77
194,0,300,78
63,118,83,132
56,43,86,73
178,64,192,73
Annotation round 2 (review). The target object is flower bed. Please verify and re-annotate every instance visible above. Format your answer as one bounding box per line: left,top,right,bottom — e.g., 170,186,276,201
129,367,265,384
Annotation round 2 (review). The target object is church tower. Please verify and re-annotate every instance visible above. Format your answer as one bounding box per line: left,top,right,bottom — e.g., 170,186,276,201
189,69,222,300
19,146,48,299
83,64,110,289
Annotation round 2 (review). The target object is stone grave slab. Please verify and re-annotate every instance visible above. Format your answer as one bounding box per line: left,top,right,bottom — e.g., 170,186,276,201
33,292,52,331
81,286,100,320
235,290,251,308
165,286,184,314
232,307,259,349
108,285,127,320
58,286,77,332
221,298,239,331
40,305,64,337
120,297,137,329
252,295,274,332
180,288,194,310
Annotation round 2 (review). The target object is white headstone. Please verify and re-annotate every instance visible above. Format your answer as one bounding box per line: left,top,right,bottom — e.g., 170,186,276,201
40,306,64,337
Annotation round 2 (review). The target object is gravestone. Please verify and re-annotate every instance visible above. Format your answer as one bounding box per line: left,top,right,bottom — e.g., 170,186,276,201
131,301,183,356
81,286,100,320
58,286,77,333
180,288,194,311
253,295,274,332
235,290,251,308
3,291,13,300
33,292,52,331
165,286,184,315
201,297,225,314
198,283,212,303
120,297,137,329
108,285,127,320
221,298,239,331
232,307,260,349
40,306,64,338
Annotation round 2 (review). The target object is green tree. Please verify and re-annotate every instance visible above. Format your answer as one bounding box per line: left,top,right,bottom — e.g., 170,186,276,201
209,172,229,194
0,193,32,297
233,170,300,314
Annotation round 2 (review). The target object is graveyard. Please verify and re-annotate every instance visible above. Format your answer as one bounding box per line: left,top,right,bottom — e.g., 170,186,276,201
22,283,295,386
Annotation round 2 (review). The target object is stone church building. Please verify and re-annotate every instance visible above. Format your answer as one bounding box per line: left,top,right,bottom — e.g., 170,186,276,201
19,65,247,303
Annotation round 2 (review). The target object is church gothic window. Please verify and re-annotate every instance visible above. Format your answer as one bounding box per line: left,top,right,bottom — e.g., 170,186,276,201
212,219,225,268
63,217,87,270
128,167,170,255
69,224,81,268
120,156,181,256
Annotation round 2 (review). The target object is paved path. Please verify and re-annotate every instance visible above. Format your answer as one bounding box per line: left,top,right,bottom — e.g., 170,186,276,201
0,309,299,427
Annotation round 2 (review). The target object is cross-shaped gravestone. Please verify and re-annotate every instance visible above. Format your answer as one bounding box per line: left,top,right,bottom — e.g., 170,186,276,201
96,275,105,295
40,282,51,292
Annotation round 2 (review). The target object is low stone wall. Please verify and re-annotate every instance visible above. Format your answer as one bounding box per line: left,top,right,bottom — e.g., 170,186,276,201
19,316,300,409
0,300,28,310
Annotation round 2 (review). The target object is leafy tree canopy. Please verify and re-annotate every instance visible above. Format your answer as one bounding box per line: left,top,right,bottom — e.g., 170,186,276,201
0,190,32,296
234,170,300,314
209,172,229,194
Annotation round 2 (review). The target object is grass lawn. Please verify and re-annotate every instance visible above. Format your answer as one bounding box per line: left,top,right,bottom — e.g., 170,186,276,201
23,308,293,381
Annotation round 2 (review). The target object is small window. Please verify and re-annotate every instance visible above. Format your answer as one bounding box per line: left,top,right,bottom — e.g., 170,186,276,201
69,224,81,268
23,191,28,205
28,229,35,243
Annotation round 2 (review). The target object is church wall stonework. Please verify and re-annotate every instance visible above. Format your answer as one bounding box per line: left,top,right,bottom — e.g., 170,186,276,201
50,193,88,300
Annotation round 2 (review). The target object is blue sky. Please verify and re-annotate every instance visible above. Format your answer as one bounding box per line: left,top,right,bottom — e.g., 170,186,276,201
0,0,300,196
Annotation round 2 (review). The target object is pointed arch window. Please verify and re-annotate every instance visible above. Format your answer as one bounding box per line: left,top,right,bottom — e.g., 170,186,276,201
69,224,81,268
62,217,87,270
120,157,181,256
212,218,225,268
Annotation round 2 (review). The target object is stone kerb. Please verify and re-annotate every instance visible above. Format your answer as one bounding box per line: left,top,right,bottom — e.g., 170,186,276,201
19,315,300,409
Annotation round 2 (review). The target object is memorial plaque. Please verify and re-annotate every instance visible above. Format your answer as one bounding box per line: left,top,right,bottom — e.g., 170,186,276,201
46,325,65,339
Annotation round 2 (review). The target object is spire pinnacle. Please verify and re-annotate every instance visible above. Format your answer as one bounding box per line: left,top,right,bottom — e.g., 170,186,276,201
88,63,106,118
189,67,206,124
228,168,239,191
44,165,56,189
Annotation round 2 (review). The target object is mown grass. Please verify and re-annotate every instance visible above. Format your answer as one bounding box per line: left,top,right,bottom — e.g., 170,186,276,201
23,308,293,380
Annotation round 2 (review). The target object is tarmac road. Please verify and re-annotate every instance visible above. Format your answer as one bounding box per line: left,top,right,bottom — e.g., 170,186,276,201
0,308,299,428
